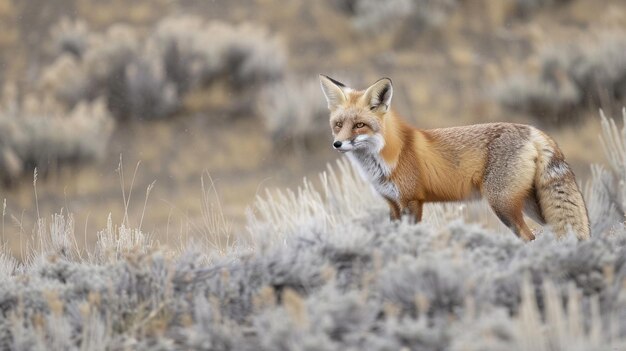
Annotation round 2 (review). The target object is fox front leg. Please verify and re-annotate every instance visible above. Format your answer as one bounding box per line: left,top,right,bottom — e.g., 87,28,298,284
408,200,423,223
385,198,401,221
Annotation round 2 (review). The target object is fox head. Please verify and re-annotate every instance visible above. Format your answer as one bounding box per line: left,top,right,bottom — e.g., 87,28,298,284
319,75,393,154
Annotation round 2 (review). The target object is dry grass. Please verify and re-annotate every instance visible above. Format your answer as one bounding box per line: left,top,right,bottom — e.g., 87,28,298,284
247,157,512,250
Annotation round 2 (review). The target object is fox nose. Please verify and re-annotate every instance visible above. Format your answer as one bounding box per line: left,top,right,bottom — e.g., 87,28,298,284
333,141,342,148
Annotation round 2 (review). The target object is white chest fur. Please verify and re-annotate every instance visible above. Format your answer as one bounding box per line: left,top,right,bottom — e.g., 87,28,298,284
347,151,400,201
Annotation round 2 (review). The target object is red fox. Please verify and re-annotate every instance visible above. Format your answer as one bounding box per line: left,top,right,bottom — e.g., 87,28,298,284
319,75,590,241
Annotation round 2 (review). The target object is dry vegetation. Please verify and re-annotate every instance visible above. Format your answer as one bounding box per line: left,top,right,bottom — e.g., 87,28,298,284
258,78,328,149
43,16,286,121
0,85,113,184
1,111,626,349
1,1,626,348
0,12,291,190
496,31,626,126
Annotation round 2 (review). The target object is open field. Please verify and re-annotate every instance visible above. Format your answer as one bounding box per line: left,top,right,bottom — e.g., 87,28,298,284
1,0,626,348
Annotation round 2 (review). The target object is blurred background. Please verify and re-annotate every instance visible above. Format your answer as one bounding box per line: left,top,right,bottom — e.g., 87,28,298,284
0,0,624,256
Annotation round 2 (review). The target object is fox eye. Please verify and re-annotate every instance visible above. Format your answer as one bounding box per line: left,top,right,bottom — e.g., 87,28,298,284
335,122,343,128
355,122,365,128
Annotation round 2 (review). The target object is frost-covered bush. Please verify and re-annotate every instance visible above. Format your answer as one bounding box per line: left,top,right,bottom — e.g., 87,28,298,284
43,23,180,121
496,32,626,125
39,54,93,109
258,78,328,148
0,87,114,184
584,109,626,234
334,0,458,34
509,0,573,18
200,22,286,90
150,17,285,92
49,18,91,59
41,16,286,121
146,15,207,96
333,0,568,36
112,55,180,121
495,66,580,123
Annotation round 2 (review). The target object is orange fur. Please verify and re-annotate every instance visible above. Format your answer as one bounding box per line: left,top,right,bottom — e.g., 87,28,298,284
383,114,485,205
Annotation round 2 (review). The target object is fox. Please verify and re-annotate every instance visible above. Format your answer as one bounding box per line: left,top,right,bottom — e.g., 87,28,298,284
319,75,590,241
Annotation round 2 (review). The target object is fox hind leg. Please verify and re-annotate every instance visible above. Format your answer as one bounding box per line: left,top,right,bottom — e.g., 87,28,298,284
488,197,536,241
483,141,537,241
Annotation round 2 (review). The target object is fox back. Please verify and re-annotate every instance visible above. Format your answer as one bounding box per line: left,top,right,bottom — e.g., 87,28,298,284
319,75,590,241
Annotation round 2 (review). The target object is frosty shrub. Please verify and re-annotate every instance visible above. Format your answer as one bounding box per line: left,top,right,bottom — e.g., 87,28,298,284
49,17,91,59
149,17,286,92
334,0,458,34
246,159,382,246
39,54,93,109
92,214,155,264
496,32,626,125
199,22,286,90
111,54,180,121
45,24,180,121
247,157,504,248
509,0,573,18
584,109,626,234
0,86,114,183
333,0,569,37
146,15,207,96
258,77,328,148
41,16,286,121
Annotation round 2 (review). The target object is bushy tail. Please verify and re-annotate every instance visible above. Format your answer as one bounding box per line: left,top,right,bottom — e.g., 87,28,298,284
532,131,590,240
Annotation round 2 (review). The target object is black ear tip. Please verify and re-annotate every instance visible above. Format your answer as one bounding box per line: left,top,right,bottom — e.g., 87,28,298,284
321,75,346,88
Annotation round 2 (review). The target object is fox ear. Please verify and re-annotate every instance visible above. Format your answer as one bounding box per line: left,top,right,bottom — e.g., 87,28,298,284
319,74,347,110
364,78,393,112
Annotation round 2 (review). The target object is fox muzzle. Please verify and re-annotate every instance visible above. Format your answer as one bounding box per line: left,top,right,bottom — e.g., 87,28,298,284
332,139,354,152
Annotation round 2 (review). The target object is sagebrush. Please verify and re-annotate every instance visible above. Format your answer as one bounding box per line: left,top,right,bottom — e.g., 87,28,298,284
0,84,113,184
258,77,328,149
334,0,571,36
496,31,626,125
41,16,286,121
